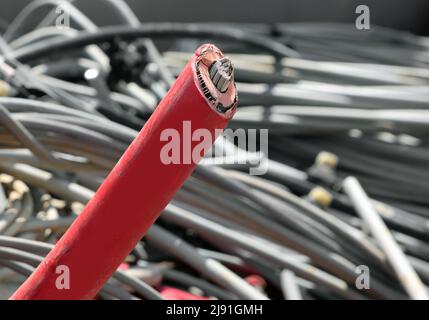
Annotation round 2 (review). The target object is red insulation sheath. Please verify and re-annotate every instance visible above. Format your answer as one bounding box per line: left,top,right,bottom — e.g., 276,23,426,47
11,44,236,300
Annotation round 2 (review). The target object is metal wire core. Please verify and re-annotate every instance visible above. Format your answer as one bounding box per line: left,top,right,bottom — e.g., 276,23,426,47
195,46,237,114
209,58,233,93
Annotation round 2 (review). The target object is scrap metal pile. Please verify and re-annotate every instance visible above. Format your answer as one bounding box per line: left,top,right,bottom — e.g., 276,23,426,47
1,0,429,300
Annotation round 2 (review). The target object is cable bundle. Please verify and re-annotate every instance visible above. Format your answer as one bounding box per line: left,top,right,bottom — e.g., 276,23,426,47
1,0,429,300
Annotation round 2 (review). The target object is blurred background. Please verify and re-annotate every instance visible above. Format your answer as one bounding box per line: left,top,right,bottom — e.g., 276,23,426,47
1,0,429,35
1,0,429,301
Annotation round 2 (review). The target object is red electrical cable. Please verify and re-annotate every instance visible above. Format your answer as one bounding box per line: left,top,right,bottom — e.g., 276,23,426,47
11,44,237,300
159,286,209,300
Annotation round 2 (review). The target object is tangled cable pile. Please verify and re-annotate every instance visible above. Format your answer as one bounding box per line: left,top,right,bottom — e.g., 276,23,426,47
1,0,429,300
